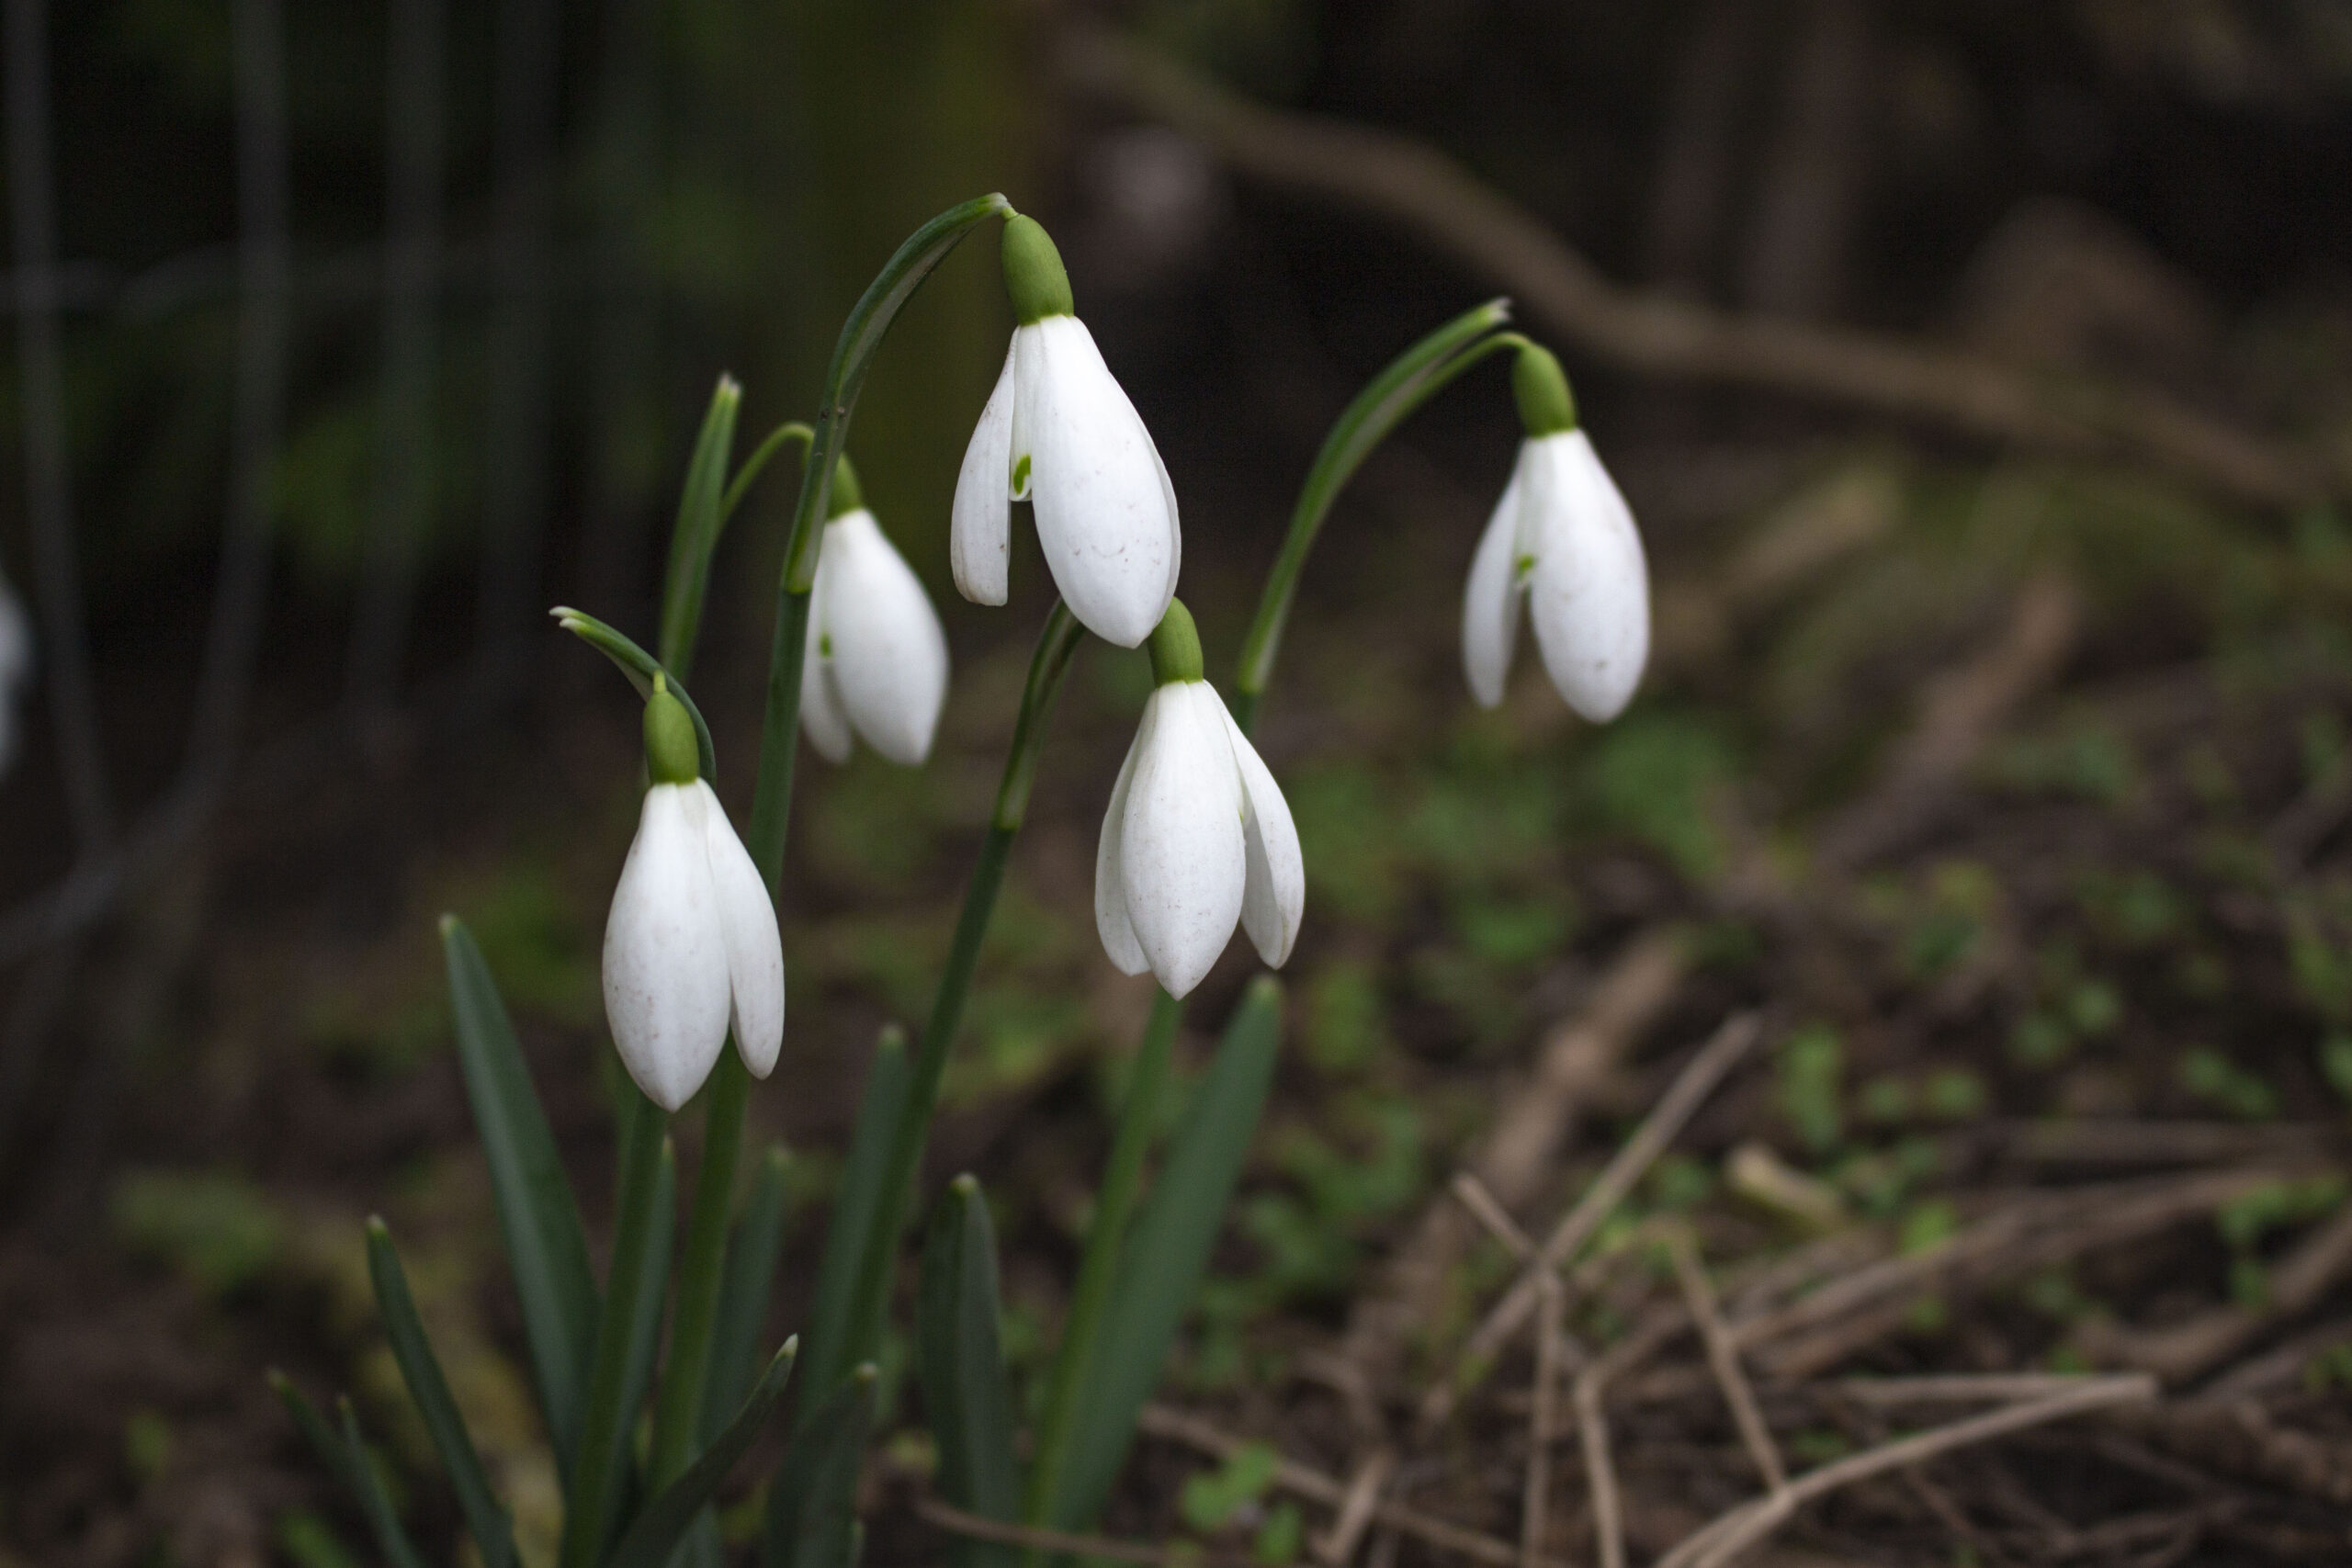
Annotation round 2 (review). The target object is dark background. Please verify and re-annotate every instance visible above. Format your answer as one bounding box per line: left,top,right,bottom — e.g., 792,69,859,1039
4,3,2351,1565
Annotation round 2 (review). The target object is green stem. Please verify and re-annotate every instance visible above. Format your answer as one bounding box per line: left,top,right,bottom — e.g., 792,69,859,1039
645,1051,749,1490
1022,987,1180,1544
558,1089,669,1568
1233,299,1516,708
811,604,1087,1402
718,422,814,536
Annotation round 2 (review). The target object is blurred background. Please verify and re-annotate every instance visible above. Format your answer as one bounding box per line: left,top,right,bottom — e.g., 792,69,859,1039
5,2,2352,1564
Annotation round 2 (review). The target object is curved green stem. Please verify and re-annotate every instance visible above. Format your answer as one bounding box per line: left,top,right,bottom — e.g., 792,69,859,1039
749,190,1015,886
1021,987,1179,1550
645,1050,749,1491
719,422,814,536
1232,298,1515,712
804,603,1088,1404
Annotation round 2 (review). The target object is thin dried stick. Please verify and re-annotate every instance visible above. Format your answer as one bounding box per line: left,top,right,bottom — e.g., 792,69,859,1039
1454,1172,1533,1261
1652,1375,2156,1568
918,1495,1248,1568
1138,1404,1563,1568
1424,1013,1760,1430
1521,1274,1565,1568
1668,1231,1786,1495
1830,1372,2120,1407
1314,1449,1394,1568
1573,1370,1624,1568
1057,24,2326,510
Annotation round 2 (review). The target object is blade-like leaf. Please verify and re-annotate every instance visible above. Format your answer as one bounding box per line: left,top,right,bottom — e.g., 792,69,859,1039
617,1135,679,1496
609,1339,797,1568
439,917,598,1476
703,1144,794,1442
800,1027,909,1409
1046,976,1283,1531
917,1177,1019,1568
763,1364,877,1568
661,378,741,680
365,1220,517,1568
271,1368,418,1568
559,1093,671,1568
330,1393,431,1568
548,609,719,782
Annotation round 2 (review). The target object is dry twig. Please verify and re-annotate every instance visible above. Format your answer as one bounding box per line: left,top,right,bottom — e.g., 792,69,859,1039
1521,1274,1565,1568
1313,1449,1395,1568
918,1496,1247,1568
1454,1172,1534,1261
1573,1370,1626,1568
1668,1231,1787,1495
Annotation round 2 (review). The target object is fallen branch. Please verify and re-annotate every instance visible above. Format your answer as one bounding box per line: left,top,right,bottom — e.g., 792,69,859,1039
1668,1232,1787,1496
1057,26,2328,511
917,1496,1248,1568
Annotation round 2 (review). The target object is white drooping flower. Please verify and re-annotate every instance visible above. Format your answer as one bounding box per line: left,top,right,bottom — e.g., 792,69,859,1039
800,459,950,767
602,682,785,1111
1462,345,1649,722
952,214,1180,649
1096,602,1303,998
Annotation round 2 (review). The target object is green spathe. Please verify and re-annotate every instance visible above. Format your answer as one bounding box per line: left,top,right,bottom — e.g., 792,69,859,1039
827,454,864,519
1147,599,1204,686
645,678,700,785
1001,215,1074,324
1512,343,1577,436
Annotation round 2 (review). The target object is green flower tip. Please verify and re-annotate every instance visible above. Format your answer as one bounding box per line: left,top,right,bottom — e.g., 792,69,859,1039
644,678,700,785
1147,598,1204,686
827,453,865,518
1511,343,1577,436
1001,214,1074,324
365,1214,390,1240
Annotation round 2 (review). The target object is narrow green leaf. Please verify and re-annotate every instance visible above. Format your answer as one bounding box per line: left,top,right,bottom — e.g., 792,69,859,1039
559,1091,671,1568
1046,976,1283,1531
333,1394,431,1568
271,1368,415,1568
763,1364,877,1568
800,1027,909,1409
364,1220,517,1568
609,1340,797,1568
703,1144,794,1442
439,917,598,1477
616,1136,679,1503
548,610,719,783
660,378,741,680
718,422,815,537
918,1177,1020,1568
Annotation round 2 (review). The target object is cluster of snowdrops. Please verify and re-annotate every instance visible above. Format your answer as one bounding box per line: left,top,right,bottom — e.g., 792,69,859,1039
276,198,1650,1568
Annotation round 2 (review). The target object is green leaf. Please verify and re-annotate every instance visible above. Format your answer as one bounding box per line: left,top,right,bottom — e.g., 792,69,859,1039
917,1177,1020,1568
616,1134,679,1501
548,610,719,783
301,1388,429,1568
763,1365,877,1568
1047,976,1282,1532
703,1145,795,1443
364,1221,517,1568
439,917,599,1476
609,1340,797,1568
801,1028,910,1410
559,1092,672,1568
661,377,741,680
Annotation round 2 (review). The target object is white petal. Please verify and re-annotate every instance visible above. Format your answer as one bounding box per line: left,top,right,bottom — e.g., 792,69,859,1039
951,338,1016,606
1462,446,1531,708
1093,705,1152,977
1119,682,1245,998
820,511,951,766
1523,431,1650,722
1016,316,1179,649
800,547,854,763
1213,691,1305,968
693,780,786,1078
602,784,731,1111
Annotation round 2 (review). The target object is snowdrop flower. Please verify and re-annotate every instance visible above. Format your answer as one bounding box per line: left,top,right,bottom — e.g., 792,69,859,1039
1462,344,1649,721
1096,600,1303,998
800,457,950,766
952,214,1180,649
603,680,785,1111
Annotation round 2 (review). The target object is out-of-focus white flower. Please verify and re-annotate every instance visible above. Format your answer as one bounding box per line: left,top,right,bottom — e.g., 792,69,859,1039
1462,345,1648,722
1096,602,1302,998
800,459,949,767
0,574,33,778
602,682,784,1111
952,214,1179,649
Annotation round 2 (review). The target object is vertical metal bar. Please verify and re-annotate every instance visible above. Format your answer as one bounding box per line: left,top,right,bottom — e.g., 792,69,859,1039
186,0,289,784
475,0,561,676
3,0,114,848
575,0,664,624
346,0,447,713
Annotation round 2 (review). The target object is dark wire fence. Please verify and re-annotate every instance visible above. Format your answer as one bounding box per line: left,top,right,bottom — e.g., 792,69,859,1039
0,0,650,1202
